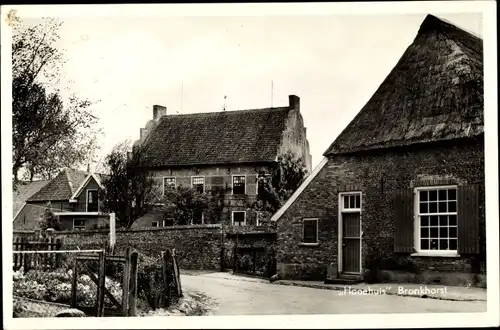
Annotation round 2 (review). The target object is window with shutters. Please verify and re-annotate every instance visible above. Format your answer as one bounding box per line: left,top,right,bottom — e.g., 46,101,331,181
232,211,246,226
232,175,246,195
191,176,205,194
302,218,318,244
414,186,458,255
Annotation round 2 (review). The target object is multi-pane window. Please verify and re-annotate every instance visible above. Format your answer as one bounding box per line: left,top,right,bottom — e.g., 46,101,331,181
73,219,86,230
164,177,176,191
417,187,458,251
192,177,205,194
232,211,246,226
343,194,361,210
303,219,318,243
233,175,246,195
87,190,98,212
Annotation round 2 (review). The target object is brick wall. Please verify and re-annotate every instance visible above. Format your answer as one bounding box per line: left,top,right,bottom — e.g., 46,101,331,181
276,137,485,282
57,224,224,270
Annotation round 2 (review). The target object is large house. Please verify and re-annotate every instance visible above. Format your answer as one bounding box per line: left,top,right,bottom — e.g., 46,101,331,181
132,94,312,228
13,169,108,231
271,15,485,287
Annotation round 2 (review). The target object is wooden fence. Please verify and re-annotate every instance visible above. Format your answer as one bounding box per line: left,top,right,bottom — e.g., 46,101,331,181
13,236,62,271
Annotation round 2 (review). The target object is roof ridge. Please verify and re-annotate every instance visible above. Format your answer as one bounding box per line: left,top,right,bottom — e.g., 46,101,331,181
159,106,290,120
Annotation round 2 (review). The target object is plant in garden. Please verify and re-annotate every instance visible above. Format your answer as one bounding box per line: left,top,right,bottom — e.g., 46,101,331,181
38,202,62,231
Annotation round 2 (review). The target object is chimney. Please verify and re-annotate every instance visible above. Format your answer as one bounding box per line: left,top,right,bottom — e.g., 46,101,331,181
289,95,300,111
153,105,167,121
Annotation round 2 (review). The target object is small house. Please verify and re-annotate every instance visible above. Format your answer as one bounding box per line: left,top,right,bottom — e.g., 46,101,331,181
271,15,485,287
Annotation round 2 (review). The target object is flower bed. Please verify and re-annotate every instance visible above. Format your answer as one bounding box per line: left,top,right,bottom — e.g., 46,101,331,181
13,267,123,309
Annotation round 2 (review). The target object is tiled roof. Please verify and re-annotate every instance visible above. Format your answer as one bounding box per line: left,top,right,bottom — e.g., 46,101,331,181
13,180,49,217
27,169,90,202
140,106,293,167
324,14,483,155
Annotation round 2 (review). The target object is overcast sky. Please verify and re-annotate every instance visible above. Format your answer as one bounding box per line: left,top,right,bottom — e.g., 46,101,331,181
22,10,483,170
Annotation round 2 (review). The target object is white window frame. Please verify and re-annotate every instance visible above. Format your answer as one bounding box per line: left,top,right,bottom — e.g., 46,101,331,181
340,192,362,213
86,189,98,212
73,218,86,230
191,176,205,194
232,211,246,226
231,174,246,195
163,176,176,195
302,218,319,245
151,220,160,227
338,191,363,274
412,186,459,257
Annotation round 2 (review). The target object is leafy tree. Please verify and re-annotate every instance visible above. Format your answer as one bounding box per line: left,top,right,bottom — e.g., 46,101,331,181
254,151,308,215
39,202,61,231
162,186,225,226
12,17,101,184
98,141,158,228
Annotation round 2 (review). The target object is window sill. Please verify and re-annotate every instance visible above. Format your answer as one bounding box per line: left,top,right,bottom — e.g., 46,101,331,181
298,242,319,247
411,251,460,258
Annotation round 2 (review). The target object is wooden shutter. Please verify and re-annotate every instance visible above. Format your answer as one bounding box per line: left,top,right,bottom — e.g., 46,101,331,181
457,184,480,254
209,176,224,193
394,188,414,253
246,174,258,195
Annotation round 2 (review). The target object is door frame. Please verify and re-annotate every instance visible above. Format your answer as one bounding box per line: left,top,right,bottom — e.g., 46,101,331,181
338,191,363,274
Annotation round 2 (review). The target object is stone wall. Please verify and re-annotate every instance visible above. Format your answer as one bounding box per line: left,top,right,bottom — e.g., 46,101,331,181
57,224,224,270
275,137,485,284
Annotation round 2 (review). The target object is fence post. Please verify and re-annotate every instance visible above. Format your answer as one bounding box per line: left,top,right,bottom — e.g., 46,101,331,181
13,237,19,270
23,237,29,272
172,249,182,298
71,257,78,308
162,251,170,308
55,238,62,268
122,247,131,316
96,250,106,317
128,251,139,316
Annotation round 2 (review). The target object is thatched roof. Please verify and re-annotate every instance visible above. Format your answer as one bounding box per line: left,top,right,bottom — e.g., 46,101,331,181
324,14,483,156
140,105,295,167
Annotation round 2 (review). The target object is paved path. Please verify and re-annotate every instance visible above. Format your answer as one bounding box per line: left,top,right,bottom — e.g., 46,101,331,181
181,273,486,315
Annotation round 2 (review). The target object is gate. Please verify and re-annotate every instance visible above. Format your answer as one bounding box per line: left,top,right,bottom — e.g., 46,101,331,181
71,248,138,317
227,232,277,278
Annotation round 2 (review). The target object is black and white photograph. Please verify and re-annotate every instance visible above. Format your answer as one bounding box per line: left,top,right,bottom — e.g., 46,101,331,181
1,1,498,329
